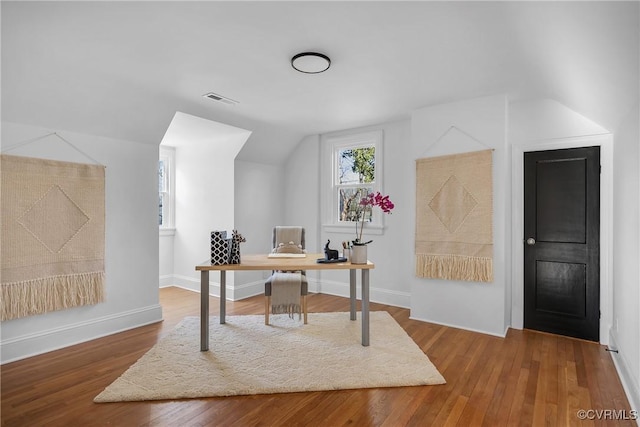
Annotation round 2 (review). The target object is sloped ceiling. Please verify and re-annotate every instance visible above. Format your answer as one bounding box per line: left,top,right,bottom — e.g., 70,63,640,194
161,111,251,156
2,1,638,164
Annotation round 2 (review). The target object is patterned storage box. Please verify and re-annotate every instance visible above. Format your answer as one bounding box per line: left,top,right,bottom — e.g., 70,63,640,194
210,231,230,265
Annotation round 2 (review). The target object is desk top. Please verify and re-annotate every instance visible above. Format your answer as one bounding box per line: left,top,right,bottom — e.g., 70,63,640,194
196,253,374,271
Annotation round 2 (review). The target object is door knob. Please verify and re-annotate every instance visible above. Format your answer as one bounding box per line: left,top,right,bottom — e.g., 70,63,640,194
526,238,536,245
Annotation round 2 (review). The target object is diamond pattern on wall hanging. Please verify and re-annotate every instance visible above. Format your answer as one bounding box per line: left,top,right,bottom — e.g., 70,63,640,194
428,175,478,234
18,185,90,253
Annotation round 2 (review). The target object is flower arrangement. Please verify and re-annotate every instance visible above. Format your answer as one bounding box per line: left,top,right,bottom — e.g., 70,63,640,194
353,191,395,245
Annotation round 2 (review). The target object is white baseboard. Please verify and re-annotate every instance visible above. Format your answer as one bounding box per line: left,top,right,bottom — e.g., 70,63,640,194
408,314,508,338
161,274,410,308
309,278,411,308
170,274,210,294
609,330,640,424
168,274,264,301
233,280,265,300
1,304,163,364
159,274,174,287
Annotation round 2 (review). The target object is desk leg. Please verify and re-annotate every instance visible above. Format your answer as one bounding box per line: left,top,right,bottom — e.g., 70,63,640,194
362,269,370,347
349,269,357,321
220,270,226,324
200,270,209,352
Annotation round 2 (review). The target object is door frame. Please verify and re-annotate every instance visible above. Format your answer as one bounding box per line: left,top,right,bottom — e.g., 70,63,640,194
511,134,613,345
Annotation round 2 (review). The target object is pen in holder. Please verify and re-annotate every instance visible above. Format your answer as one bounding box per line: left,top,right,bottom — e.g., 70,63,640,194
341,241,351,262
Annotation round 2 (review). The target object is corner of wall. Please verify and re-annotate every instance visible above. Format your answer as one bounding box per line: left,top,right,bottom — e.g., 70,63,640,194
608,330,640,419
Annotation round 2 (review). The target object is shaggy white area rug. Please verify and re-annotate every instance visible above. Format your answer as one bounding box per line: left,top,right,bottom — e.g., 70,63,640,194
94,311,445,402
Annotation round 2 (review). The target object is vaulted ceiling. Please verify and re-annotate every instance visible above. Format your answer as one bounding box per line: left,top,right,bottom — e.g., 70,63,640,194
2,1,638,164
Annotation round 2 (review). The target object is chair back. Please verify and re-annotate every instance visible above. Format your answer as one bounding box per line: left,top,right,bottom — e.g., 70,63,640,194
272,226,305,250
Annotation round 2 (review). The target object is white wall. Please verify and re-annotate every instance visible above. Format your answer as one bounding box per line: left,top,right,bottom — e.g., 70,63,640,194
610,104,640,412
170,140,243,298
233,160,286,297
509,99,612,337
157,113,251,297
159,232,174,287
409,94,509,337
509,99,610,142
283,134,321,251
276,135,322,285
316,121,414,308
0,121,162,363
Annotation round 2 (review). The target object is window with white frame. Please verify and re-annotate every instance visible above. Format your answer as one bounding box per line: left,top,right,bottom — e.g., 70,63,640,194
323,130,384,234
159,146,175,230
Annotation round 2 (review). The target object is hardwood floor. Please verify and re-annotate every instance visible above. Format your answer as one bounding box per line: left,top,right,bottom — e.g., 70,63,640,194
1,286,634,426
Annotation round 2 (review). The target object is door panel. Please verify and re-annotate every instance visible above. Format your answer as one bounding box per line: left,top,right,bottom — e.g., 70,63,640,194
535,260,586,318
536,159,586,243
524,147,600,341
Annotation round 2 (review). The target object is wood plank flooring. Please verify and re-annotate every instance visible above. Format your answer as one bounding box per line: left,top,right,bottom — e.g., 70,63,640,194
1,286,634,426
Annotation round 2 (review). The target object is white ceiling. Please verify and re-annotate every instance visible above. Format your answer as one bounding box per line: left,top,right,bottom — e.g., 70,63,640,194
2,1,638,164
161,112,251,155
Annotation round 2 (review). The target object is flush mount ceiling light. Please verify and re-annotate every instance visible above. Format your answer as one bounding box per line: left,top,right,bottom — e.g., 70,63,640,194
291,52,331,74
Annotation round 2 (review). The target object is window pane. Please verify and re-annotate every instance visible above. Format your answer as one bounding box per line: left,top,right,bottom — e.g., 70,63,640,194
338,146,375,184
158,160,166,192
159,193,164,226
159,147,175,229
339,187,373,222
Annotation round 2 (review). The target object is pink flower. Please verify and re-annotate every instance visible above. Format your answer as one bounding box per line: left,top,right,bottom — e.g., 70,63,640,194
354,192,394,244
360,192,395,213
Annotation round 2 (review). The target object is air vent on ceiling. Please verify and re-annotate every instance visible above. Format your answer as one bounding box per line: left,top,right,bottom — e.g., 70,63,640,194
202,92,239,105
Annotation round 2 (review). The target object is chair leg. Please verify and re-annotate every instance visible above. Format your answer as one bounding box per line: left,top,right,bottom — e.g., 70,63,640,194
303,294,308,324
265,295,270,325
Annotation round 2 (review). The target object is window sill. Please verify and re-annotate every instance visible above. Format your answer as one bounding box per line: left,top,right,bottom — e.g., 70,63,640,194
159,228,176,237
322,223,385,236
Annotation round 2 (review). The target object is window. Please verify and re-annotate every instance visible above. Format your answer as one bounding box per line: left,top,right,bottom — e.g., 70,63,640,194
337,146,375,222
159,146,175,231
323,130,384,234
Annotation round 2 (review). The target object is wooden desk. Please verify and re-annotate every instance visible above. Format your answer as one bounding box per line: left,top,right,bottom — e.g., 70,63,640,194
195,253,375,351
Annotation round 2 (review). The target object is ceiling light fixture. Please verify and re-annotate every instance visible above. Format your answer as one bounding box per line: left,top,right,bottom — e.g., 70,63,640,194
291,52,331,74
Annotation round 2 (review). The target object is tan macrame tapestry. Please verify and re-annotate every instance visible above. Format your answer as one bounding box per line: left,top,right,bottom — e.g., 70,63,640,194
1,155,105,320
415,150,493,282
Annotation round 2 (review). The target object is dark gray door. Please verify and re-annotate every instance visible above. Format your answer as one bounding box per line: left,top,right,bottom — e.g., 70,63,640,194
524,147,600,341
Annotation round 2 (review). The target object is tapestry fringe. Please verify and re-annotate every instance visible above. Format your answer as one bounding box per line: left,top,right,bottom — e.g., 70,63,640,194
1,272,105,321
271,303,302,319
416,254,493,283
